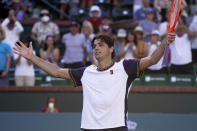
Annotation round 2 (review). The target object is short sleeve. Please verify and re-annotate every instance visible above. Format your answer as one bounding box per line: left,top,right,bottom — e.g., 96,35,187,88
123,59,144,78
5,44,12,55
68,67,86,87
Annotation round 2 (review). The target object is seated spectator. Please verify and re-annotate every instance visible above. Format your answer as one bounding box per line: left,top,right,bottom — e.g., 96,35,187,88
170,20,195,74
87,5,102,33
31,9,60,46
81,21,95,66
39,34,60,74
14,38,35,86
138,8,158,43
43,97,61,113
121,30,138,59
0,27,12,86
134,0,158,22
114,28,127,61
1,9,24,50
61,21,87,68
145,30,168,74
189,9,197,66
134,26,149,58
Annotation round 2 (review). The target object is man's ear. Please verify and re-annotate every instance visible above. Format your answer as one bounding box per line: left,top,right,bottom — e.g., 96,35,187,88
110,46,114,54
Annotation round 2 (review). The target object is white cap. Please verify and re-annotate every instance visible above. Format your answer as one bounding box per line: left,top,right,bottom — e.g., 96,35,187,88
117,28,127,38
134,26,143,32
41,9,49,15
152,30,160,36
90,5,100,12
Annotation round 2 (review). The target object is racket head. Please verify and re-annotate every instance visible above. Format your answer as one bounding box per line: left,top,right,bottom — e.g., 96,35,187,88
169,0,182,33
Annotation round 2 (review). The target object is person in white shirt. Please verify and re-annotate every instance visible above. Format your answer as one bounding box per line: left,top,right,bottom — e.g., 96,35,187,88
189,9,197,66
1,9,24,50
170,20,195,74
13,33,176,130
145,30,168,74
14,38,35,86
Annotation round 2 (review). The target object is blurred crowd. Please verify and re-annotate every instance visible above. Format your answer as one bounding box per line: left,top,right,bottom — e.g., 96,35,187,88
0,0,197,86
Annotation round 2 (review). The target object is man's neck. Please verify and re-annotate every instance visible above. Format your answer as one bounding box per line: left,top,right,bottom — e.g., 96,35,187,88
97,58,113,71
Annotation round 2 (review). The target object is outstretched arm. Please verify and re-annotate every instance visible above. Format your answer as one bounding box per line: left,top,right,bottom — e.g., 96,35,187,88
139,32,176,71
13,41,71,80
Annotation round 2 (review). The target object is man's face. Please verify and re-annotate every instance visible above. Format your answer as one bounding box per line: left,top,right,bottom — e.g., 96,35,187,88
143,0,150,7
92,39,113,60
91,11,99,18
175,24,185,37
69,25,79,34
146,13,154,21
151,34,159,43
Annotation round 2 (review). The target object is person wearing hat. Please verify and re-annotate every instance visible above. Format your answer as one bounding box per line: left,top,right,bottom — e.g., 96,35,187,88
189,8,197,66
138,8,158,43
61,21,87,68
134,26,149,58
113,28,127,61
31,9,60,46
87,5,102,33
134,0,158,21
145,30,168,74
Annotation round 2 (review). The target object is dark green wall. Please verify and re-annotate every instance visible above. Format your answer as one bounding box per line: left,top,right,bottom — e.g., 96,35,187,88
1,91,197,113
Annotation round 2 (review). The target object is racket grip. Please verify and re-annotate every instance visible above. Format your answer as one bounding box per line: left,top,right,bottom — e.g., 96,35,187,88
162,45,170,66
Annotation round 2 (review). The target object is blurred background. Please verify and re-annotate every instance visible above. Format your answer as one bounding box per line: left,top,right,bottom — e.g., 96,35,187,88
0,0,197,131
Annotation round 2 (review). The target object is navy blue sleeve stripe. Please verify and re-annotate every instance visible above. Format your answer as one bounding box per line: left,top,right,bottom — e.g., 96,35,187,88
69,67,86,87
68,69,77,87
123,59,144,78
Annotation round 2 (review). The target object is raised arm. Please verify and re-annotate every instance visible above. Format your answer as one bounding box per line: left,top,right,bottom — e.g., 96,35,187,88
139,32,176,71
13,41,71,80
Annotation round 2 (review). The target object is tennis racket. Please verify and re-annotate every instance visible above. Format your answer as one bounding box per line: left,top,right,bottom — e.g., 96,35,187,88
162,0,182,66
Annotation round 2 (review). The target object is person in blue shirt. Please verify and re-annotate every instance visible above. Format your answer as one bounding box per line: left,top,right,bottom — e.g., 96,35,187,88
0,27,12,86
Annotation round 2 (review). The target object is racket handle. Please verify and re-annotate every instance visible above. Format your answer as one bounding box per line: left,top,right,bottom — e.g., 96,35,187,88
162,44,170,66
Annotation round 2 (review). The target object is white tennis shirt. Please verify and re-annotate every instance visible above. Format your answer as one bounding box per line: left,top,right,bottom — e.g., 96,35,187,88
69,59,142,129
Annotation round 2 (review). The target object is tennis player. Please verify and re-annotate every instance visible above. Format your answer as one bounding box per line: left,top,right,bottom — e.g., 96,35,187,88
14,33,176,131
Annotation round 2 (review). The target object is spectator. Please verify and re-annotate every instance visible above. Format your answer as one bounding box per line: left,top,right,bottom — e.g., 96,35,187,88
134,0,158,22
87,5,102,33
81,21,95,66
0,27,12,86
121,30,138,59
14,38,35,86
1,9,24,50
99,25,112,36
139,8,158,43
134,26,149,58
61,21,87,68
170,20,195,74
31,9,60,46
189,9,197,66
153,0,169,22
40,34,60,74
12,0,26,20
145,30,168,74
43,97,61,113
114,28,127,61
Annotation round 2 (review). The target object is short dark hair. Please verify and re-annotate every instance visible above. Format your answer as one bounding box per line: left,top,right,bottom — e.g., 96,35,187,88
91,35,115,58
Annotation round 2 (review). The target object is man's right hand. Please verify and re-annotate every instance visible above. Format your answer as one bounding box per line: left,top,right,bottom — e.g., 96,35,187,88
13,41,34,61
